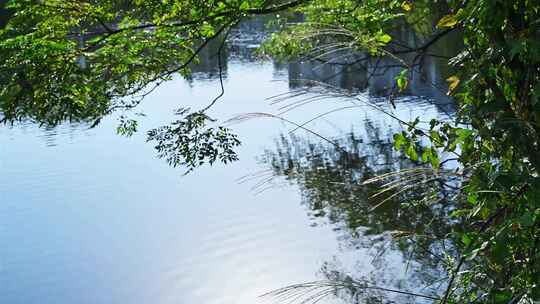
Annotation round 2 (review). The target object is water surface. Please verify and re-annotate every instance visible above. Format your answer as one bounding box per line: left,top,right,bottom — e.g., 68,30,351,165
1,24,456,304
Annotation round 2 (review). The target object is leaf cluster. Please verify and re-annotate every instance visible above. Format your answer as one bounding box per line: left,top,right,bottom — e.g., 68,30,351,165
147,109,241,173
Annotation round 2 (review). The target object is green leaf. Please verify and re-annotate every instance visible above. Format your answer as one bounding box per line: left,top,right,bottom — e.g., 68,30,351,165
421,148,429,162
240,1,250,11
200,23,215,37
446,75,460,95
396,69,409,92
393,133,406,150
397,77,407,90
467,193,478,205
376,33,392,44
401,1,412,12
406,143,418,161
437,14,458,28
461,234,472,246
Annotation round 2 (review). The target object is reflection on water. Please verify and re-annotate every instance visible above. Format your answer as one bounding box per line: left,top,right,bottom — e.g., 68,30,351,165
260,120,458,303
190,17,459,117
0,14,460,304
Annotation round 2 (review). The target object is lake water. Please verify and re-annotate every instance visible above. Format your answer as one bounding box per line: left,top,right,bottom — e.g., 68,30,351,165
1,24,457,304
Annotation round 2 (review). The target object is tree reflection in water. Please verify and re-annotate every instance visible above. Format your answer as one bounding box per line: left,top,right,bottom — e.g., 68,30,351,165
258,120,462,303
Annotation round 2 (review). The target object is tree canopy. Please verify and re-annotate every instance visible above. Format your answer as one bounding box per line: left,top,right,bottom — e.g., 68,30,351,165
1,0,540,302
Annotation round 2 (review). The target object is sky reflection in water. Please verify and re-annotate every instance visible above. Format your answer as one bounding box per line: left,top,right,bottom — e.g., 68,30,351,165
0,23,457,304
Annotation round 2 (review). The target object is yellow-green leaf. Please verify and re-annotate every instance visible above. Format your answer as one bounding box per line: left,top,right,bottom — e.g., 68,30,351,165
239,1,250,10
437,14,458,28
396,69,409,92
401,1,412,12
446,75,460,95
377,33,392,44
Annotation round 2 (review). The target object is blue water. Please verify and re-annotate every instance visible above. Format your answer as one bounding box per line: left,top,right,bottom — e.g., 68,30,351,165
0,54,451,304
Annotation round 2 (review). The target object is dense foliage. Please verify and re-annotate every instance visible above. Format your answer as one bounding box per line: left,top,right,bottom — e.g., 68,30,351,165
1,0,539,302
262,1,540,303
